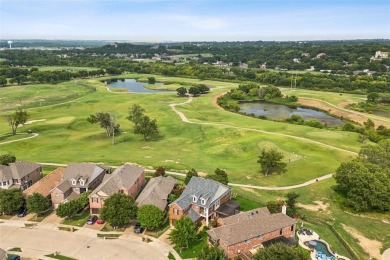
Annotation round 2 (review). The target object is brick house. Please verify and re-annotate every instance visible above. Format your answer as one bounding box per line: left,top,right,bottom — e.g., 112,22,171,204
0,161,43,190
136,176,177,211
207,207,296,259
50,163,109,208
89,164,145,215
23,167,65,198
168,177,239,226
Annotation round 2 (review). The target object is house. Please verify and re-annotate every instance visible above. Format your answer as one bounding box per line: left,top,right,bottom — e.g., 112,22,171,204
374,51,389,59
23,167,65,198
207,207,296,259
136,176,177,211
301,53,310,57
168,177,239,226
50,163,109,208
316,53,326,58
89,164,145,214
293,58,301,63
0,161,42,190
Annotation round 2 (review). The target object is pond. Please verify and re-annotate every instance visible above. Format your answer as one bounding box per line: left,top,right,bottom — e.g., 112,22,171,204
239,101,344,126
106,79,172,93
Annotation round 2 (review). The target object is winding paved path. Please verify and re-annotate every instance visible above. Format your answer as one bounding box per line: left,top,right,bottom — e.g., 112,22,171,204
0,133,39,146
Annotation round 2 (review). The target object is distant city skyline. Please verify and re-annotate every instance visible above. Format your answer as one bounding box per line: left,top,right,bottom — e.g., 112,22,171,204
1,0,389,41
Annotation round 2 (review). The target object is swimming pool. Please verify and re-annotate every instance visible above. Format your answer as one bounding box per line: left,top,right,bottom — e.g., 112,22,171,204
305,240,334,258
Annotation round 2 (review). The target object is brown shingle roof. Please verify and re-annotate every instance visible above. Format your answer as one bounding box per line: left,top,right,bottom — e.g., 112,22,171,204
136,176,177,211
207,207,296,246
23,168,65,197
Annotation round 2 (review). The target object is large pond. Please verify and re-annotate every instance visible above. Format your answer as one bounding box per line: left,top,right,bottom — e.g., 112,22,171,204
106,79,172,93
239,102,343,126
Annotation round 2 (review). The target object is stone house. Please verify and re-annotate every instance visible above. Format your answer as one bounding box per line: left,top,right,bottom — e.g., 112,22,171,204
0,161,43,190
168,177,239,226
136,176,177,211
89,164,145,215
50,163,109,208
207,207,296,259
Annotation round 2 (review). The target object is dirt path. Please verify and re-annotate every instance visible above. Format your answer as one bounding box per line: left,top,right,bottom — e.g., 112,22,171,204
342,224,382,260
298,97,390,128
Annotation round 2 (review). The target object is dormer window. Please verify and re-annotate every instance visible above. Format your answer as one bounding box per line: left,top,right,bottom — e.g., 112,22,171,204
200,198,206,205
71,179,77,185
79,179,85,186
192,195,198,203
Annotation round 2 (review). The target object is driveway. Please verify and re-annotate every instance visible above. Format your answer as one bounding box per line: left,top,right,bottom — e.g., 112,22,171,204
0,224,169,260
40,211,64,225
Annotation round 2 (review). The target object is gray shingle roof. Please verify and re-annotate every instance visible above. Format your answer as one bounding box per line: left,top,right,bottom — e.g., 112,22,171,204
187,208,201,222
63,163,106,187
136,176,177,211
0,161,42,182
90,164,144,197
207,208,296,246
170,177,230,210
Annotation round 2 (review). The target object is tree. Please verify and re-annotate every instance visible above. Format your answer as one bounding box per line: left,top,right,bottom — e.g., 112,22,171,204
286,192,300,216
148,77,156,84
0,189,24,214
127,104,145,125
133,115,159,141
253,243,308,260
198,84,210,94
367,92,380,103
363,118,375,130
87,112,120,138
257,148,287,176
198,245,227,260
0,76,7,87
26,193,51,217
176,87,187,97
188,86,200,96
184,168,198,185
265,200,284,214
0,153,16,165
169,216,197,249
137,205,165,230
56,200,82,219
100,193,138,227
154,166,166,177
207,168,229,185
7,109,29,135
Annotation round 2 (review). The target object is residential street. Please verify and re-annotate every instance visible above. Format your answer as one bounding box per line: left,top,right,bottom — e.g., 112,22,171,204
0,221,169,260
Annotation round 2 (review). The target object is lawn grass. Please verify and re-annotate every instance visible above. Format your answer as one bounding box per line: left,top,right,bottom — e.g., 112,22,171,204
233,195,263,211
167,252,176,260
97,233,121,238
174,233,207,259
61,211,90,227
145,219,170,238
100,223,127,232
45,253,77,260
0,214,13,220
8,247,22,252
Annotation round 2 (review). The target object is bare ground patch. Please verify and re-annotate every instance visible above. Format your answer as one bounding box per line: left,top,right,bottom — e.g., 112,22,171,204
211,91,228,110
342,224,382,260
297,200,329,212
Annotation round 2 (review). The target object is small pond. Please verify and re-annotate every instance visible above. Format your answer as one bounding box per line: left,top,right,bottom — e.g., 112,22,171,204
239,101,344,126
106,79,172,93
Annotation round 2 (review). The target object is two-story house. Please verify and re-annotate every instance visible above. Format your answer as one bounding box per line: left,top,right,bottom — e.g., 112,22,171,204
168,177,239,226
89,164,145,215
50,163,109,208
207,207,296,259
0,161,42,190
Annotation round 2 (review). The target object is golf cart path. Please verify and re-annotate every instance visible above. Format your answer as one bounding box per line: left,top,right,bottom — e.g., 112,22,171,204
0,133,39,145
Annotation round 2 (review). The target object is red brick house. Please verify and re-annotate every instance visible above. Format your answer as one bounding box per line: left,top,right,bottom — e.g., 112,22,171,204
207,207,296,259
168,177,239,226
50,163,109,208
23,167,65,198
89,164,145,215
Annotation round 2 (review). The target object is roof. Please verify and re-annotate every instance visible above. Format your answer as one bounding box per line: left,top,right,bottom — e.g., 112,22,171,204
216,200,240,217
170,176,230,210
187,208,201,222
90,164,144,197
0,161,42,182
63,163,107,187
207,207,296,246
136,176,177,211
23,167,65,197
55,179,72,193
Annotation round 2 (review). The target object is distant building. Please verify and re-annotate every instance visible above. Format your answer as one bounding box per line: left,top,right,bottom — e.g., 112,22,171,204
316,53,326,59
293,58,300,63
301,53,310,57
375,51,389,59
0,161,42,190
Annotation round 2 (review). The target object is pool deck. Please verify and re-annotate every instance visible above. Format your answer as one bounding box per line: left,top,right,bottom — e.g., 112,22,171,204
297,229,350,260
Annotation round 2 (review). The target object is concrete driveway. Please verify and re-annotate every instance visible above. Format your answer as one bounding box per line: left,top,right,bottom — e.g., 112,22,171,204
0,224,169,260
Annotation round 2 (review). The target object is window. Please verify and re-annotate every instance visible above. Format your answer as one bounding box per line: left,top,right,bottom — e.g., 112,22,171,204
192,196,198,203
92,197,99,203
200,198,206,205
79,179,85,186
279,229,283,235
173,208,179,215
55,193,59,199
2,182,5,186
214,199,220,210
71,179,76,185
291,225,294,231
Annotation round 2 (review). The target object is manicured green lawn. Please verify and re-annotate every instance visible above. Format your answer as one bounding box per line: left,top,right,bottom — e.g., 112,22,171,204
174,233,207,259
8,247,22,252
45,253,77,260
61,211,90,227
233,195,263,211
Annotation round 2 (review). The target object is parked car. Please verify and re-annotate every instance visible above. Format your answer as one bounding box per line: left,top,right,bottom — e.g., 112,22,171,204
8,255,21,260
86,215,98,225
17,207,27,218
134,222,144,234
96,219,105,224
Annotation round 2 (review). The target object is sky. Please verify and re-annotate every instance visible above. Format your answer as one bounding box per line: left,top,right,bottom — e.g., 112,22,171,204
0,0,389,41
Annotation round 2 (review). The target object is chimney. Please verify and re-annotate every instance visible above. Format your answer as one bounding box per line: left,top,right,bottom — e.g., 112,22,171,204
281,205,287,215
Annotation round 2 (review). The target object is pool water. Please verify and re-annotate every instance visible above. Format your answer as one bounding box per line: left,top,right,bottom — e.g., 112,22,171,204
305,240,334,257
